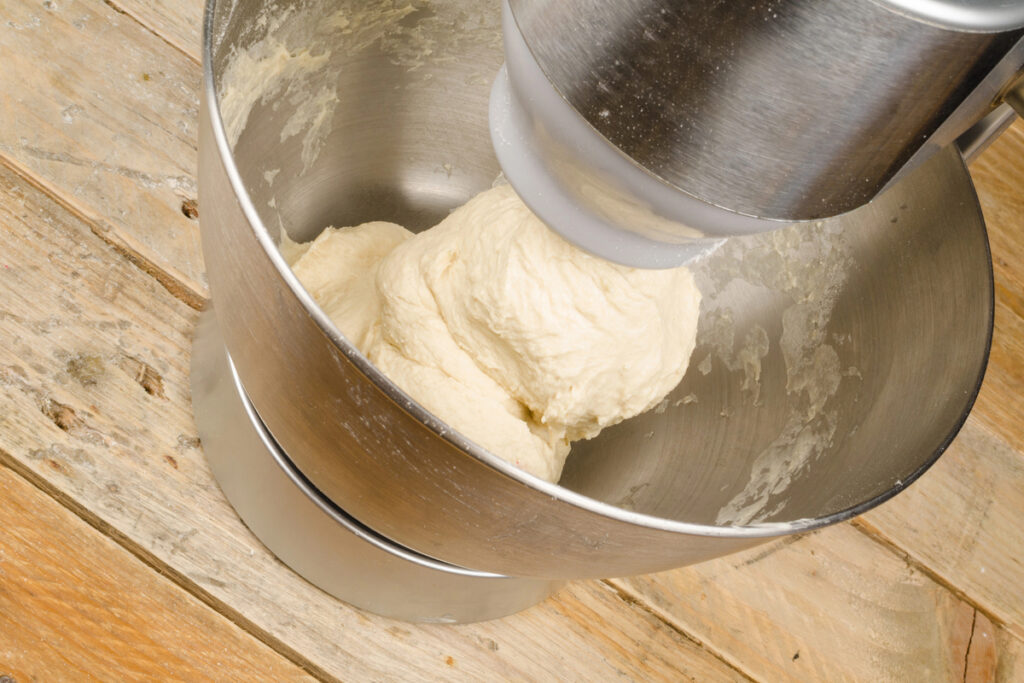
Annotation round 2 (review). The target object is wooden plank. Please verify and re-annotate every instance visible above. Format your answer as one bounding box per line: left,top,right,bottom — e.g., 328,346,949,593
611,522,1022,682
0,464,312,682
962,608,1024,683
993,613,1024,682
970,120,1024,450
861,420,1024,641
111,0,202,62
975,297,1024,451
975,121,1024,300
0,146,745,681
0,0,205,302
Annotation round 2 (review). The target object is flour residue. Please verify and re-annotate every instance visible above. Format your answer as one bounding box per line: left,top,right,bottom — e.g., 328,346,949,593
700,306,770,405
218,27,331,153
279,85,338,171
327,2,421,59
326,0,502,73
738,324,770,404
218,0,501,176
691,221,856,525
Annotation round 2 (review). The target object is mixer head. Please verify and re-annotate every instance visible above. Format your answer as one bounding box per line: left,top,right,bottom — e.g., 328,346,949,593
491,0,1024,268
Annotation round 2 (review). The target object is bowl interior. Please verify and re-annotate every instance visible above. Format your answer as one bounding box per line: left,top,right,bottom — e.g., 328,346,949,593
211,0,992,528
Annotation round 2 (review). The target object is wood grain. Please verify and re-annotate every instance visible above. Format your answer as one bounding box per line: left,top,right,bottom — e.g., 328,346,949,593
112,0,202,62
0,133,745,682
0,0,206,301
610,522,1022,682
970,121,1024,450
994,614,1024,682
861,421,1024,641
0,464,311,682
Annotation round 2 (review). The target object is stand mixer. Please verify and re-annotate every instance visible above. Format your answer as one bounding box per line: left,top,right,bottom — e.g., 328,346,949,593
492,0,1024,266
194,0,1024,622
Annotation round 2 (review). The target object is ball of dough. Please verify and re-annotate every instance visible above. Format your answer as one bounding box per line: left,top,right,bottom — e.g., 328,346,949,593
391,184,702,441
289,185,702,482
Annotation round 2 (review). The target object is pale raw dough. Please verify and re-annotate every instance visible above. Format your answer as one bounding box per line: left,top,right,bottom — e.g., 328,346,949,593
288,184,702,482
289,221,410,349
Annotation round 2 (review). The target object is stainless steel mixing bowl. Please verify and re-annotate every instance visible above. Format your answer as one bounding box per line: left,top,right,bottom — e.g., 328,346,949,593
198,0,993,579
191,311,562,622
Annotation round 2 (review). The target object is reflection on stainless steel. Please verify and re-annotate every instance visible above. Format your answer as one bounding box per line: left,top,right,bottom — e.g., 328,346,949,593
191,310,562,623
505,0,1023,224
956,103,1018,163
875,0,1024,30
198,0,993,581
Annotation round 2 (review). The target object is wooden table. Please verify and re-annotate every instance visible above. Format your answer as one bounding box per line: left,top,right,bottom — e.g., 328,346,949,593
1,0,1022,679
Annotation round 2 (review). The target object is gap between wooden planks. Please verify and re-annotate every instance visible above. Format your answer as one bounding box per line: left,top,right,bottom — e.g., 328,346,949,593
0,461,312,681
608,522,1024,682
0,0,206,301
2,0,1024,675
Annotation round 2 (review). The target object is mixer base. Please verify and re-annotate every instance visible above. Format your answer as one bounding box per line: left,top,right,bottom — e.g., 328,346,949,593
190,310,562,623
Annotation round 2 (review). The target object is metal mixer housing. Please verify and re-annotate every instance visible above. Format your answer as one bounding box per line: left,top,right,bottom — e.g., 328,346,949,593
496,0,1024,265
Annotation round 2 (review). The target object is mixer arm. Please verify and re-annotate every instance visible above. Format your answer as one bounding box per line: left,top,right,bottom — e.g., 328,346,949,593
956,77,1024,163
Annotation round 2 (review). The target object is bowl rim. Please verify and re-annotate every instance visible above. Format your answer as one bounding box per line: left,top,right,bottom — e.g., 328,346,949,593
200,0,994,541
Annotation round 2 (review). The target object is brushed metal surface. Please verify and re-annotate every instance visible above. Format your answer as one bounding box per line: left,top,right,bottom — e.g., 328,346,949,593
198,0,993,579
506,0,1022,222
191,311,561,622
